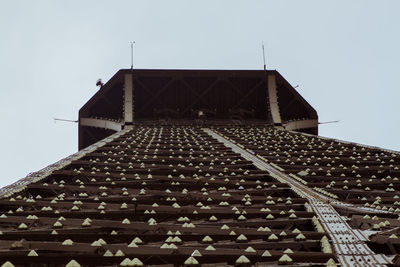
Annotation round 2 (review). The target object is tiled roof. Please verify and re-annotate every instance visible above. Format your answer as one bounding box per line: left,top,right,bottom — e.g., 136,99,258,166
0,125,339,266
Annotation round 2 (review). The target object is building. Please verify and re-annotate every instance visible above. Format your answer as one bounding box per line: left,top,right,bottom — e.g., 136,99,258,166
0,69,398,266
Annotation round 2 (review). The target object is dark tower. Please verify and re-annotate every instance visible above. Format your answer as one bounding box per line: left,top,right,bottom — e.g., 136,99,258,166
0,68,397,267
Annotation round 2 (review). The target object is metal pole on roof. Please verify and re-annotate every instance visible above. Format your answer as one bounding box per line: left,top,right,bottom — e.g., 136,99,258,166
319,120,340,125
262,41,266,71
53,118,78,123
130,41,135,69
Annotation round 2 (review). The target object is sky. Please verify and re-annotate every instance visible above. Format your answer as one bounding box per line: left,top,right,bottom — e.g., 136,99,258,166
0,0,399,188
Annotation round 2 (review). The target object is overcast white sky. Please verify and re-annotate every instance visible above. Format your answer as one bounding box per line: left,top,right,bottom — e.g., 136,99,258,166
0,0,399,188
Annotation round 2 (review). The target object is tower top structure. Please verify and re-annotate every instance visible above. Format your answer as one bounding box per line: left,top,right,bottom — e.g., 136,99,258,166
79,69,318,149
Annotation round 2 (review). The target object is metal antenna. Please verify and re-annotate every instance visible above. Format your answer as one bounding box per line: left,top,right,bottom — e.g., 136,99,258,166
318,120,340,125
53,118,78,123
262,41,266,71
130,41,135,69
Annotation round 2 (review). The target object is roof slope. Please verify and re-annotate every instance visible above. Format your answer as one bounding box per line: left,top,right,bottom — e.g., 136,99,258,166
0,124,336,266
2,122,400,266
